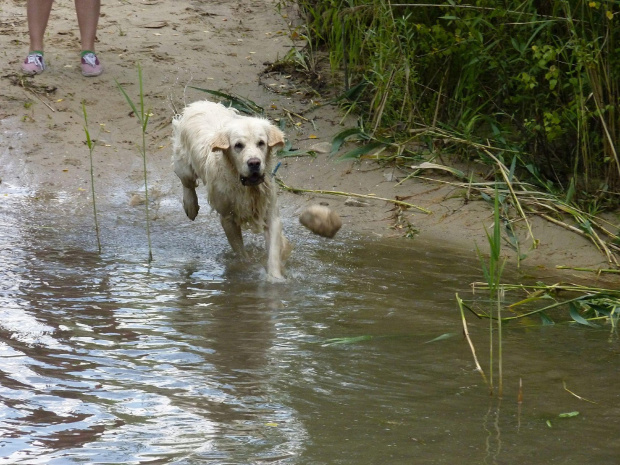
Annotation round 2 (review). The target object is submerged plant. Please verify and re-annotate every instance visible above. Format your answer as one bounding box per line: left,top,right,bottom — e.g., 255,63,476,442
469,282,620,330
475,189,507,397
81,101,101,254
116,64,153,262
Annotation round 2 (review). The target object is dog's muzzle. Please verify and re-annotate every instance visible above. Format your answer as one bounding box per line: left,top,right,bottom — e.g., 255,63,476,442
241,157,264,186
240,173,265,186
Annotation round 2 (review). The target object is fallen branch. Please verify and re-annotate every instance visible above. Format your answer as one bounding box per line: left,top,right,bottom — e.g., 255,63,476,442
276,178,432,214
555,265,620,275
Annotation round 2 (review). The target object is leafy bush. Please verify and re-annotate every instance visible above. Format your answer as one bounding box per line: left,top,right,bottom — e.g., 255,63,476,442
293,0,620,202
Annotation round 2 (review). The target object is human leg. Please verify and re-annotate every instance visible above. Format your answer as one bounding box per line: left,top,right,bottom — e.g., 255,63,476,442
74,0,100,52
22,0,54,74
75,0,103,76
26,0,54,52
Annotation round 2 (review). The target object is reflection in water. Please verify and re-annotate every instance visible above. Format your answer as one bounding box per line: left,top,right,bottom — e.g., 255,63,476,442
483,401,502,465
1,188,620,464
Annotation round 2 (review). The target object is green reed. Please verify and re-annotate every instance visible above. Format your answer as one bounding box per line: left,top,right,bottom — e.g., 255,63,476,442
116,64,153,262
472,188,506,396
81,101,101,254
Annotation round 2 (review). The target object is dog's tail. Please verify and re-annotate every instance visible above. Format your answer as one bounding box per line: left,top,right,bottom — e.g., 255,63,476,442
171,113,182,131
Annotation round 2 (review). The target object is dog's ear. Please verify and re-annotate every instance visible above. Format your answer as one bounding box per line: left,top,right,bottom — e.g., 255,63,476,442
267,125,285,150
211,131,230,152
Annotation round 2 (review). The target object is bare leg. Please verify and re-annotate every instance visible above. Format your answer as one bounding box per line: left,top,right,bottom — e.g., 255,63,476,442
26,0,54,52
74,0,100,52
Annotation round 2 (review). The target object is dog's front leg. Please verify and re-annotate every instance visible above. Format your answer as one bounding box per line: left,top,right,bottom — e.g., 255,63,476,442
173,162,200,220
220,215,247,258
265,215,284,280
181,182,200,220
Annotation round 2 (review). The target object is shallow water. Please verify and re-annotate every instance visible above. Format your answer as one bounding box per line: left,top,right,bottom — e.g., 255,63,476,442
1,184,620,464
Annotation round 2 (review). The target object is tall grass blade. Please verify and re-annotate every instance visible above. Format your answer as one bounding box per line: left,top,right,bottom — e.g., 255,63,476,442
338,140,387,160
81,102,101,254
330,127,370,156
116,63,153,262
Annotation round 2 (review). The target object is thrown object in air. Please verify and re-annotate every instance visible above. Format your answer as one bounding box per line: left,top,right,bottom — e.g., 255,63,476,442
299,204,342,238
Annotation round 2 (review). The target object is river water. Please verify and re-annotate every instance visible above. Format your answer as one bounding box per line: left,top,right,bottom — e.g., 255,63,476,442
1,183,619,464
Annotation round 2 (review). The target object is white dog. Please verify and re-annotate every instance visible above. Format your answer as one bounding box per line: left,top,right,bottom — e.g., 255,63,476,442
171,100,291,280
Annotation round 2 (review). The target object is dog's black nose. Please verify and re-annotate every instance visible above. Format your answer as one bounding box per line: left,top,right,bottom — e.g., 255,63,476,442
247,158,261,172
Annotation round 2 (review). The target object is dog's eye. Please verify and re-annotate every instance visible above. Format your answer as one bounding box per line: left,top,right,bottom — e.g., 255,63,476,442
234,142,244,150
257,140,266,148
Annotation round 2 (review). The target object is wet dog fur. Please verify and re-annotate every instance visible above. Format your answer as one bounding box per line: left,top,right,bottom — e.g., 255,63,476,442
171,100,291,280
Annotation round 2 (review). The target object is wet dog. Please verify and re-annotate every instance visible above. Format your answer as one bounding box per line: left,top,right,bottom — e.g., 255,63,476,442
171,100,291,280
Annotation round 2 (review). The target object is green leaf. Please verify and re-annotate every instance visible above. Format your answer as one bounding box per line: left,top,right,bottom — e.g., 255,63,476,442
588,303,611,318
508,156,517,183
339,141,386,160
330,127,368,156
538,311,555,325
558,411,580,418
565,178,576,204
115,78,141,125
138,63,145,121
569,302,599,328
331,80,369,103
81,102,94,150
480,191,492,203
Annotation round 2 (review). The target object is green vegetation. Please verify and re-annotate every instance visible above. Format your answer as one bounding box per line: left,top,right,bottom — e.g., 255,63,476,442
116,64,153,263
81,101,102,254
458,191,619,396
286,0,620,263
467,281,620,328
458,190,506,396
291,0,619,192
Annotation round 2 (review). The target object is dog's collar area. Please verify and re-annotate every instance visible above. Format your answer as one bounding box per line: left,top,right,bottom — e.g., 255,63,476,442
240,174,265,187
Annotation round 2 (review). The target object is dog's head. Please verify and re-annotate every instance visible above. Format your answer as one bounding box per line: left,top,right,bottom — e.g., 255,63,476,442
211,119,285,187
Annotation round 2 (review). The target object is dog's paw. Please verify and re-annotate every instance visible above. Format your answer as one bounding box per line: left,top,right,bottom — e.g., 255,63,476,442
267,273,286,283
281,236,293,262
184,202,200,221
182,188,200,220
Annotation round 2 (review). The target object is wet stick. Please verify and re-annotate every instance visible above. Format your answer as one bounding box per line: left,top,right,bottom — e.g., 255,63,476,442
555,266,620,275
116,64,153,263
517,378,523,432
81,101,101,254
457,293,489,389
